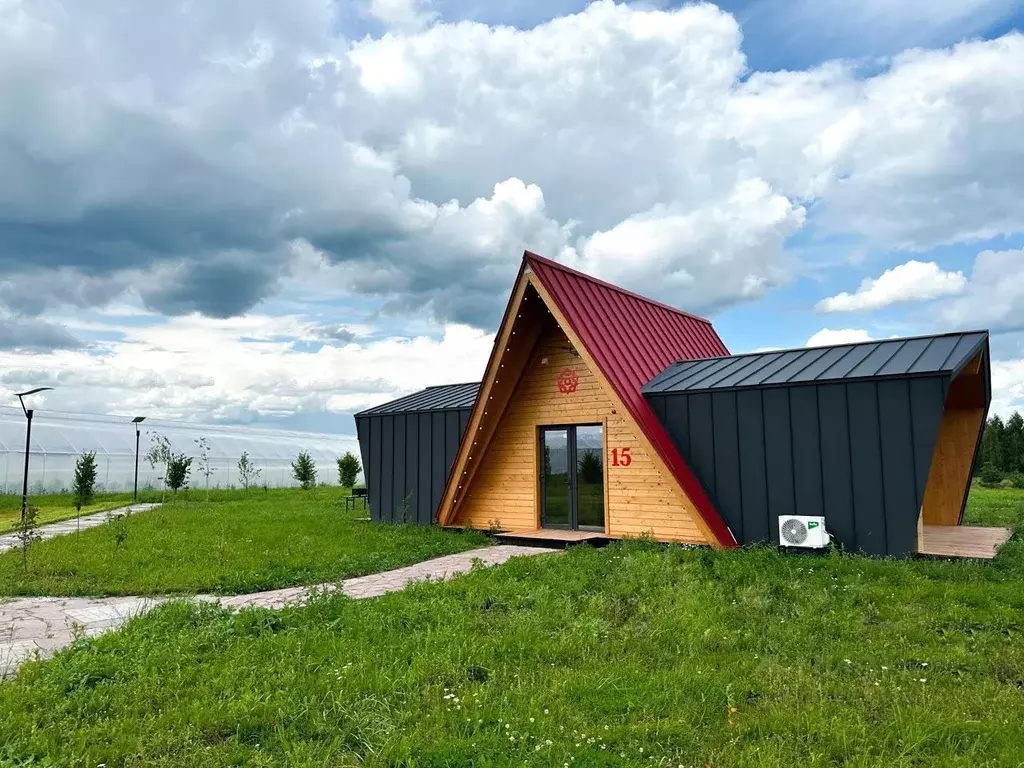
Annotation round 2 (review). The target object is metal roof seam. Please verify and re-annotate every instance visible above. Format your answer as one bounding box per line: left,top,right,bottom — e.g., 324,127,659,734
659,329,991,373
356,382,479,415
599,283,666,381
904,336,937,375
769,347,829,385
680,314,720,359
630,295,673,374
809,344,858,382
580,281,651,382
727,355,775,388
948,335,987,378
867,339,909,377
953,334,985,371
425,381,478,390
644,332,990,396
657,312,690,357
699,353,771,389
827,343,880,380
423,385,471,406
935,335,964,371
668,313,712,361
628,293,677,376
523,250,715,325
569,273,647,389
683,357,748,390
709,352,782,389
739,350,806,387
654,358,721,391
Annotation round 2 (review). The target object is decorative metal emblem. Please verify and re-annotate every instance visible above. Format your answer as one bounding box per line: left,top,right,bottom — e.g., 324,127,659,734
557,368,580,394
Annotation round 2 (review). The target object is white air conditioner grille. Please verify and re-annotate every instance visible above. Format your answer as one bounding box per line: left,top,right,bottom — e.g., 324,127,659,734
778,515,829,548
781,518,808,545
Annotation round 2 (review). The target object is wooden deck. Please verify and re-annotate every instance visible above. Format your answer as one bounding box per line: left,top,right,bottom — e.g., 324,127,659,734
918,525,1012,560
492,529,609,549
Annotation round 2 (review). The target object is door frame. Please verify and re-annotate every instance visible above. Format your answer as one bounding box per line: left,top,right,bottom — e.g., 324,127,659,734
538,423,607,532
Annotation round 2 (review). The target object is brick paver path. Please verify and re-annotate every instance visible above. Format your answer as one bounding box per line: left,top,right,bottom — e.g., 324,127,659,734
1,545,553,677
0,504,161,554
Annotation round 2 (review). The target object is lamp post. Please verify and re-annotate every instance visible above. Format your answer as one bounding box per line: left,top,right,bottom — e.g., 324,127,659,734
15,387,54,522
132,416,146,502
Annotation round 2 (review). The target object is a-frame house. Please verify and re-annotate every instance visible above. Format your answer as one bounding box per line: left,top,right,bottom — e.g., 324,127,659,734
356,250,1002,559
434,251,737,547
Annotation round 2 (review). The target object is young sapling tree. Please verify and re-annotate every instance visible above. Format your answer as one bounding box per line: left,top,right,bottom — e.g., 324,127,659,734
72,451,98,535
337,451,361,488
237,451,262,491
193,437,216,500
292,451,317,490
145,432,173,503
166,453,193,493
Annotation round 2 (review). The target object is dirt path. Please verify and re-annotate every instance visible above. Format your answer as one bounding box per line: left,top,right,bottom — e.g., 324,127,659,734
0,504,161,553
1,544,555,677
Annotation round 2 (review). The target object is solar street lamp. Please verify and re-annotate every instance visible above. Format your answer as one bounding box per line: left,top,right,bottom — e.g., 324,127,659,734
132,416,146,501
15,387,54,522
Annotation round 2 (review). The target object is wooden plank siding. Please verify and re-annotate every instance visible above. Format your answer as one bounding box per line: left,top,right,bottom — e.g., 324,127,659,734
921,406,986,525
454,323,710,544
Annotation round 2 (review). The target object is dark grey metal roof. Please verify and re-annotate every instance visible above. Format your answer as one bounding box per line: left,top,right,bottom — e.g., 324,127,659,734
355,382,480,416
643,331,988,395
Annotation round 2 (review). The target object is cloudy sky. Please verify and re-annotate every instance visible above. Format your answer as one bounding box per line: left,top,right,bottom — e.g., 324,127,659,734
1,0,1023,438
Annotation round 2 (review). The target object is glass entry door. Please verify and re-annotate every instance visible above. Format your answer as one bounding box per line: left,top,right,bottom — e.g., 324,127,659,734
540,424,605,530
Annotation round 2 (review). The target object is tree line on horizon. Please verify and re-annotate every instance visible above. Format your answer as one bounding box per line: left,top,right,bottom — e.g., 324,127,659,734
977,412,1024,486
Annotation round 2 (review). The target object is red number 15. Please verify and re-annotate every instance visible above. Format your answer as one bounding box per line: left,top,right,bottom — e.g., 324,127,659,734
611,447,632,467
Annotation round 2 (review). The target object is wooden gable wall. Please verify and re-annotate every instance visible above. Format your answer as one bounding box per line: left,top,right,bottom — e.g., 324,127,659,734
921,351,989,526
452,319,710,544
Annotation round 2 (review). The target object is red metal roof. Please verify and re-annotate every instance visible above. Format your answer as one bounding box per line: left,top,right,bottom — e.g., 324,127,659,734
525,251,737,547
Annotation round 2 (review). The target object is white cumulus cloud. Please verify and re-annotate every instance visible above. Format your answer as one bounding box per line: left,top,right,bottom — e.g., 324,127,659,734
0,313,493,425
0,0,1023,428
806,328,874,347
941,249,1024,332
991,357,1024,417
816,260,967,313
366,0,437,31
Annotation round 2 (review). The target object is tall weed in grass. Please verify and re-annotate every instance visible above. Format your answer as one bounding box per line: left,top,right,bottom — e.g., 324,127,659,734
11,505,41,572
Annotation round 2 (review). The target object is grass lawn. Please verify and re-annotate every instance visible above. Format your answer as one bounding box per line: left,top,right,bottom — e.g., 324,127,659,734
0,491,145,534
962,483,1024,528
0,487,488,596
1,486,1022,766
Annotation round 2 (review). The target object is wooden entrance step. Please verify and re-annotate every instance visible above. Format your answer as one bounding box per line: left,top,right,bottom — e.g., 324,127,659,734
492,529,610,549
917,525,1013,560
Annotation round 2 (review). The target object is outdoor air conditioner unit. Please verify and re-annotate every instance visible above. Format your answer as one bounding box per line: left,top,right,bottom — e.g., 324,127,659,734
778,515,830,548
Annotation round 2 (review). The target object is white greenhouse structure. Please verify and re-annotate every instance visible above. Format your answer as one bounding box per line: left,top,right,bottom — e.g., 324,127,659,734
0,406,359,495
